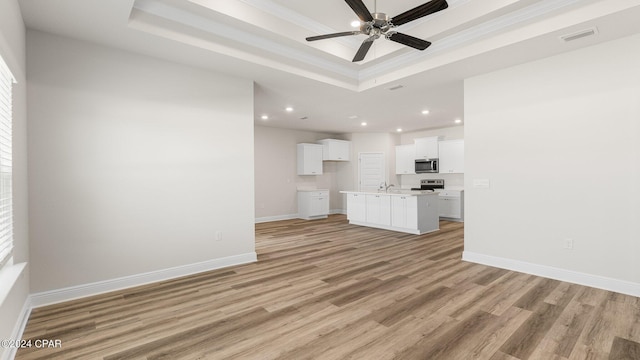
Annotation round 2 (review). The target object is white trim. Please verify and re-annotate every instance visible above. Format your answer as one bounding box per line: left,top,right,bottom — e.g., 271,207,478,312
462,251,640,298
29,252,257,308
0,262,25,306
256,211,345,223
3,296,32,360
136,0,358,79
255,214,298,223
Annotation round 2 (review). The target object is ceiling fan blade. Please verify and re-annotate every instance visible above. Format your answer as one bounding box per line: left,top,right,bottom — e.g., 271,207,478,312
352,36,375,62
390,0,448,26
306,31,363,42
344,0,373,22
388,32,431,50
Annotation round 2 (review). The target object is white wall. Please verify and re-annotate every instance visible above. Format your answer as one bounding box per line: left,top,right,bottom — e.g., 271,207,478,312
0,0,29,356
464,33,640,294
254,125,341,220
27,31,255,293
399,126,464,189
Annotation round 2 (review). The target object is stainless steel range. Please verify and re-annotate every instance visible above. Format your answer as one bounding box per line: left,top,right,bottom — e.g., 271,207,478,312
412,179,445,191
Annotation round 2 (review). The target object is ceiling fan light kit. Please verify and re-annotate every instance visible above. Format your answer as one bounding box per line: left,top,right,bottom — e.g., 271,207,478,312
306,0,448,62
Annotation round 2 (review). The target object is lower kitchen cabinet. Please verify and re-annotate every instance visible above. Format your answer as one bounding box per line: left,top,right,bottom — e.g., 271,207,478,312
346,193,366,222
438,190,464,221
391,195,418,229
342,191,439,235
366,194,391,226
298,190,329,220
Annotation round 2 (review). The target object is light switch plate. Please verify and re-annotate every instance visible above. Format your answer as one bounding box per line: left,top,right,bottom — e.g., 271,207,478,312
473,179,491,188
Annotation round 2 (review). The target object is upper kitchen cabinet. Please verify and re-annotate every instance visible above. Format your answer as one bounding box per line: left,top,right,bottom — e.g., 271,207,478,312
438,140,464,174
395,144,416,175
414,136,439,159
317,139,350,161
297,143,323,175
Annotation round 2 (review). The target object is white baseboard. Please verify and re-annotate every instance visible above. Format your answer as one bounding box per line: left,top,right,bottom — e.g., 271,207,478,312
29,252,257,308
3,297,33,360
255,210,346,223
255,214,298,223
462,251,640,297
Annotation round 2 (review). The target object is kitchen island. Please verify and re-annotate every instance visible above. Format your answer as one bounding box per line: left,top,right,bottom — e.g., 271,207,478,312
340,190,439,235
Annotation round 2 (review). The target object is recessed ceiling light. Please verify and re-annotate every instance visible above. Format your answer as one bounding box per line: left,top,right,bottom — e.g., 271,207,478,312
396,128,403,132
348,115,359,119
350,20,360,28
455,119,462,124
261,115,268,120
422,110,430,115
361,122,367,126
285,107,293,112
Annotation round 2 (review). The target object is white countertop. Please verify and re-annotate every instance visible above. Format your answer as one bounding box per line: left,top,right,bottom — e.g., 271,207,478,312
340,190,439,196
297,189,329,192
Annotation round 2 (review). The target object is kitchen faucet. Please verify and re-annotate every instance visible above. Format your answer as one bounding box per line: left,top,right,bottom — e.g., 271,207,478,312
381,181,395,192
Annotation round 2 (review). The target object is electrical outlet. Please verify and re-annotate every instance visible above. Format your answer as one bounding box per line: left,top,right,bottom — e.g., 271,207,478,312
563,238,573,249
215,231,222,241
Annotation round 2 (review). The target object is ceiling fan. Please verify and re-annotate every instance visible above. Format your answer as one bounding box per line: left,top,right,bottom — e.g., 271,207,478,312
306,0,448,62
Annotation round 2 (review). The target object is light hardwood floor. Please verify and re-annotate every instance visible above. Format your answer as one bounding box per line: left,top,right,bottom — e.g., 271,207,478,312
16,215,640,359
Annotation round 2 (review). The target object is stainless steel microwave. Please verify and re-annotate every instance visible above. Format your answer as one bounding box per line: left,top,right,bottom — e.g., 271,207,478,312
415,158,438,173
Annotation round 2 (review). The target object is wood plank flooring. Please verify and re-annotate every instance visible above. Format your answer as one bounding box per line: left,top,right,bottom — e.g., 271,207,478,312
15,215,640,359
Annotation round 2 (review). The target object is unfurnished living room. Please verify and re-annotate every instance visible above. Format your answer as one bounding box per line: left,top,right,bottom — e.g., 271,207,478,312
1,0,640,359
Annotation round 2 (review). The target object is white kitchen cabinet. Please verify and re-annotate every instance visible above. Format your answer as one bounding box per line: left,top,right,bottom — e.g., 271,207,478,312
317,139,350,161
346,193,366,222
365,194,391,226
438,190,464,221
414,136,439,159
298,190,329,220
391,196,418,229
341,191,439,235
438,140,464,174
395,144,416,175
297,143,323,175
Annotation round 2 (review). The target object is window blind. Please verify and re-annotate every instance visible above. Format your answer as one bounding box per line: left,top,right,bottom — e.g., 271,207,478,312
0,56,14,269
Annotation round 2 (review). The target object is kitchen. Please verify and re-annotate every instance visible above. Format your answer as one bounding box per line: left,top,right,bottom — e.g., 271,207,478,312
255,125,464,233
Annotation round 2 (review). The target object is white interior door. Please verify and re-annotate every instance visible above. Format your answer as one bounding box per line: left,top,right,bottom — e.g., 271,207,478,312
358,153,385,191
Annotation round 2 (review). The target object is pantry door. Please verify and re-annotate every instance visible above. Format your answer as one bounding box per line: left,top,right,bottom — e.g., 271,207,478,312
358,152,385,192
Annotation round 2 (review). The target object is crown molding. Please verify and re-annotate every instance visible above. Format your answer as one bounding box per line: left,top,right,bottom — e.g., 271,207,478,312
359,0,583,82
134,0,360,80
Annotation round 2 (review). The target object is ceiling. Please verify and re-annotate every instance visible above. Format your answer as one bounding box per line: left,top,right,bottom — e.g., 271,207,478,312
17,0,640,134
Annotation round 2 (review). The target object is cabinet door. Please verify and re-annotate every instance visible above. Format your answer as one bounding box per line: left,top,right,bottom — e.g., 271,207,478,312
414,137,439,159
404,196,418,229
438,140,464,174
310,195,329,216
395,144,416,175
347,193,366,222
325,140,350,161
439,197,461,218
297,144,323,175
392,196,418,229
391,196,404,228
366,194,391,226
